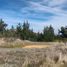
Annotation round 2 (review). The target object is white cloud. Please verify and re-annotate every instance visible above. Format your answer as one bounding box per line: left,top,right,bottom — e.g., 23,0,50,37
0,0,67,34
24,0,66,34
29,14,67,34
29,1,67,16
48,0,66,7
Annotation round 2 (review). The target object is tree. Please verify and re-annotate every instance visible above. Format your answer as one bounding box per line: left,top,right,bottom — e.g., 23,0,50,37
10,25,16,37
22,21,30,40
59,26,67,44
0,19,7,37
37,32,43,41
43,25,55,41
4,26,16,37
23,21,29,30
0,19,7,31
59,26,67,38
16,23,22,38
0,19,59,42
29,29,37,41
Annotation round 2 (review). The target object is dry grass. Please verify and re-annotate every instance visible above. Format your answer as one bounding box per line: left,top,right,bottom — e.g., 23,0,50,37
0,38,57,48
0,44,66,67
0,38,66,67
0,38,64,48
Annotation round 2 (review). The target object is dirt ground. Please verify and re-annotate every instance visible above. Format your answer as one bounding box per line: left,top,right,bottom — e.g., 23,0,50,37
23,45,52,48
0,44,67,67
0,38,66,67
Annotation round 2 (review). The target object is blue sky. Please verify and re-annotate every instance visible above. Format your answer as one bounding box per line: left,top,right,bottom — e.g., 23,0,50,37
0,0,67,33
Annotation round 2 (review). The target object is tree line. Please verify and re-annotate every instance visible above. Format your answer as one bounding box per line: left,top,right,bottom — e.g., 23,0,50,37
0,19,67,42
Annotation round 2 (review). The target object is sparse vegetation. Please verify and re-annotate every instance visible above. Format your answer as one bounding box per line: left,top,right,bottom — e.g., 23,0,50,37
0,19,66,67
0,44,66,67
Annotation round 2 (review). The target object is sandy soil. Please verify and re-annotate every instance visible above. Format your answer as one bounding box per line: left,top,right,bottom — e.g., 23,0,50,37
23,45,52,48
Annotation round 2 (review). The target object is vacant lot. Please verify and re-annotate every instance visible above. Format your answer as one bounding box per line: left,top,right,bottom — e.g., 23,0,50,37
0,44,67,67
0,38,66,67
0,38,64,48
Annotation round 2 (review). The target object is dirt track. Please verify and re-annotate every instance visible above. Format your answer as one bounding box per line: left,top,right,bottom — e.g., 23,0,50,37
23,45,52,48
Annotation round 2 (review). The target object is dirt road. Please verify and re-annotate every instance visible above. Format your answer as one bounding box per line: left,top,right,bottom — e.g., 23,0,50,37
23,45,52,48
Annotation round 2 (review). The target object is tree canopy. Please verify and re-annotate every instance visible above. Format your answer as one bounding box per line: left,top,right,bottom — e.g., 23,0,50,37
0,19,67,42
43,25,54,41
59,26,67,38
